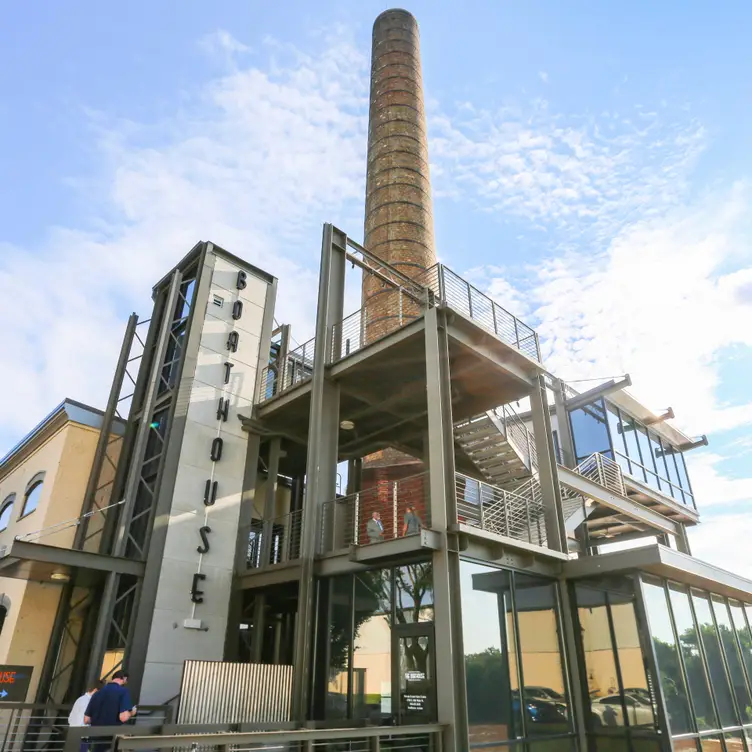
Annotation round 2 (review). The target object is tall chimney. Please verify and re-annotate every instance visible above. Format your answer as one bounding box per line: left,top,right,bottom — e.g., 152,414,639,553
363,8,436,342
361,10,435,510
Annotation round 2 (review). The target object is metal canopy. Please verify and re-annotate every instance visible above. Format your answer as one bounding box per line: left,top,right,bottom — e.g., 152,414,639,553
564,543,752,602
0,540,144,586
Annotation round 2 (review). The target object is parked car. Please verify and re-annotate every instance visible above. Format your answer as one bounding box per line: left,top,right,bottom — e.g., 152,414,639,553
591,693,655,728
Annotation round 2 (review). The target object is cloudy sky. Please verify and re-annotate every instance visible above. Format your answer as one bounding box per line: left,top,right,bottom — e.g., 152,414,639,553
1,1,750,575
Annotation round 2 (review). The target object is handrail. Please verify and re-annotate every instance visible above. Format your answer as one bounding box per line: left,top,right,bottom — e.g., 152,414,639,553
575,452,626,496
491,403,538,472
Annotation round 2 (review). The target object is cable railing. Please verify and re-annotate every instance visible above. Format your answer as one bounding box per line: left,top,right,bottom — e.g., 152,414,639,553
245,510,303,569
455,474,547,548
419,264,541,361
258,336,316,403
575,452,626,496
319,472,429,552
491,404,538,471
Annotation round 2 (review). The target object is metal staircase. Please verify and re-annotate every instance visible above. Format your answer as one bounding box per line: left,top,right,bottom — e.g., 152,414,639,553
454,404,593,538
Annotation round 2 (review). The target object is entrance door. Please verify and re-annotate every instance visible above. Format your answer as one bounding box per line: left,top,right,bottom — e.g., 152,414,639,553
391,623,436,725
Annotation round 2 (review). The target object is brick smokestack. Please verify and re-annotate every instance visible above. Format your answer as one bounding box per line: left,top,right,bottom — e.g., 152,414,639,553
361,9,434,497
363,8,436,342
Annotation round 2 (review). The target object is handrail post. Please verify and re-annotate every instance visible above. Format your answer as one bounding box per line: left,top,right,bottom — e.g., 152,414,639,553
392,481,398,539
354,492,360,546
513,316,520,349
491,302,498,336
466,279,473,318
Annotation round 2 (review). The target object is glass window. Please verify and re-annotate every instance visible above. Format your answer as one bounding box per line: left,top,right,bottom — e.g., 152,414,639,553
394,563,434,623
570,399,613,463
352,571,392,723
606,406,630,476
575,585,627,729
636,427,661,491
691,591,737,727
674,453,694,503
669,585,717,731
21,480,43,517
724,733,746,752
0,605,6,636
326,576,352,719
649,433,672,496
728,602,752,699
711,597,752,723
621,414,647,482
514,574,570,736
460,561,521,745
0,495,14,531
641,579,693,734
662,442,683,501
698,735,723,752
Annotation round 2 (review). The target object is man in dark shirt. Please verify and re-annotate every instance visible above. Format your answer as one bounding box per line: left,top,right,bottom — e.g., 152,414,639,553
84,671,136,750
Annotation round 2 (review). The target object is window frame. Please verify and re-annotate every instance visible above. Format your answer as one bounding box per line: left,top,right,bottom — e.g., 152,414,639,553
0,494,15,532
19,473,45,519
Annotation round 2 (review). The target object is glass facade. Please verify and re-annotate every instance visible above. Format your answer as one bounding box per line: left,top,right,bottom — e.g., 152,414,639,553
312,562,434,725
641,576,752,750
459,560,572,750
568,398,695,507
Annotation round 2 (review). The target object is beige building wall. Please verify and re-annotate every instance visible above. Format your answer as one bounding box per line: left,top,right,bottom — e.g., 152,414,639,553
0,415,106,700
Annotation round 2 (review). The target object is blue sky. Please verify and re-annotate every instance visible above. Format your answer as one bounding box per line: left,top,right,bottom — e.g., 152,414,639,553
1,1,751,574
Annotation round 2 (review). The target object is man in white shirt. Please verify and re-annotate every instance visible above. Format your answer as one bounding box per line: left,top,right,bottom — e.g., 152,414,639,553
68,684,100,751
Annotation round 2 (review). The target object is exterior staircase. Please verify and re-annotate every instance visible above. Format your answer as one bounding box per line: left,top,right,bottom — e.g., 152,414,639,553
454,404,594,539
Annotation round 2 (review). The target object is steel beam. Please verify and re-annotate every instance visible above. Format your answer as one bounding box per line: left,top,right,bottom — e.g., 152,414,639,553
425,306,467,752
530,374,567,553
291,223,346,721
564,375,631,411
550,378,576,469
260,438,282,566
0,541,144,577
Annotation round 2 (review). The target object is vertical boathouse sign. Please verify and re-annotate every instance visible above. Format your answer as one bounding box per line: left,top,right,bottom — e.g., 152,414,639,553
189,268,247,606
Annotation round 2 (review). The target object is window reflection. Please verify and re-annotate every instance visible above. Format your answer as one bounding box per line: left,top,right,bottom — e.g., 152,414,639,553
691,591,737,727
668,585,717,731
641,580,693,734
621,415,646,482
728,602,752,703
326,576,352,719
394,563,434,623
711,597,752,723
569,399,613,463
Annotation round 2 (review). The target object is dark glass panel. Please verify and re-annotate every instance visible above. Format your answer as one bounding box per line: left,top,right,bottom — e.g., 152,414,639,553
352,570,392,724
592,737,630,752
712,597,752,723
326,575,352,719
621,414,647,482
728,602,752,701
692,591,737,727
575,585,626,730
642,580,693,734
394,562,434,623
636,426,661,492
460,561,520,745
669,585,718,731
649,432,672,495
514,573,570,736
527,737,575,752
606,406,627,454
570,399,613,463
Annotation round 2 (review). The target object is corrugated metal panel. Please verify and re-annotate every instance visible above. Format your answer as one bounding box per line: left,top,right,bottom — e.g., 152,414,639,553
177,661,293,724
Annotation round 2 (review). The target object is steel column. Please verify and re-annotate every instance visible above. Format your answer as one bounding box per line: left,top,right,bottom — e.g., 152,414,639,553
424,306,466,752
530,374,567,552
551,378,576,469
261,438,282,566
291,223,346,721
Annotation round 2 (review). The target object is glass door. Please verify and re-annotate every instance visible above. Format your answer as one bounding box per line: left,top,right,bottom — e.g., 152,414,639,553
391,622,436,725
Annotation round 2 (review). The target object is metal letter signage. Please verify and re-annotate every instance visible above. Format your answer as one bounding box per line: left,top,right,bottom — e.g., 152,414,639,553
236,270,247,290
210,437,223,462
0,666,33,702
190,573,206,604
232,300,243,320
197,526,212,554
217,397,229,422
226,331,239,352
203,480,218,506
223,362,234,384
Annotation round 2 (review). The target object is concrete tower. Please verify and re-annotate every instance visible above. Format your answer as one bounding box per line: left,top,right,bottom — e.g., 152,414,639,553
361,9,435,503
363,8,436,342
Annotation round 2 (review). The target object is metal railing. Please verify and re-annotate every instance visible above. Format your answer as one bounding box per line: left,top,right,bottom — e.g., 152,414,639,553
419,264,541,361
455,474,547,547
115,723,444,751
319,472,429,552
490,404,538,471
246,510,303,569
575,453,626,496
0,702,171,752
259,336,316,402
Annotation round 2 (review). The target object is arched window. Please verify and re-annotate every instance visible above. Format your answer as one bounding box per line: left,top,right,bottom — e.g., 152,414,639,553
21,474,45,518
0,495,15,532
0,595,10,636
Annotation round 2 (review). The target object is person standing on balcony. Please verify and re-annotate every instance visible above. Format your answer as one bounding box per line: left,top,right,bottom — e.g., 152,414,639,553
68,682,101,752
84,671,137,751
402,505,422,536
366,511,384,543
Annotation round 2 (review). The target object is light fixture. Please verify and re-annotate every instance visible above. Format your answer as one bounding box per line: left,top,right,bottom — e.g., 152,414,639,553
51,571,70,582
340,420,355,431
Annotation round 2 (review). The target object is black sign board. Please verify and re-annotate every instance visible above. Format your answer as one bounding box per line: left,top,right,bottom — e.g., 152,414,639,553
0,666,33,702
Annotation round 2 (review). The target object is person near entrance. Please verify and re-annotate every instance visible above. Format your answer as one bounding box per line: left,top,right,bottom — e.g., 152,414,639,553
366,511,384,542
68,683,101,752
402,505,422,536
84,671,137,751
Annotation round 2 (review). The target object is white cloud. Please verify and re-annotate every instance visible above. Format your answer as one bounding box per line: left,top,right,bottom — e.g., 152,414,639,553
0,28,369,448
200,29,252,60
687,452,752,508
538,71,549,84
689,511,752,580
